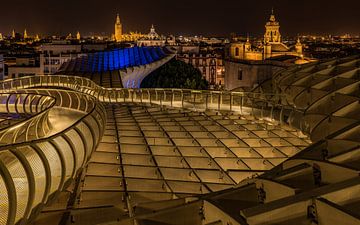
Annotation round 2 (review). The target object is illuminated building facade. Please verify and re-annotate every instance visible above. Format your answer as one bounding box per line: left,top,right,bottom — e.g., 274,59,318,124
225,9,315,90
137,25,175,46
229,10,304,61
114,14,122,42
176,53,225,86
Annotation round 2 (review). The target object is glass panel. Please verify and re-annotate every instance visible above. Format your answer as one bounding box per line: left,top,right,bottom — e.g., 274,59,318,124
76,122,93,160
0,150,28,223
52,136,75,182
36,142,62,194
0,173,9,225
18,146,46,207
65,130,85,171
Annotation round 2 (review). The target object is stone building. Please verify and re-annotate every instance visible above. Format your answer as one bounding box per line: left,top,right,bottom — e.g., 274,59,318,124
177,53,225,87
229,9,304,61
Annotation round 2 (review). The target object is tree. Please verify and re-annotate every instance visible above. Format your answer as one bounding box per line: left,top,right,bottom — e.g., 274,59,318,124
140,59,209,89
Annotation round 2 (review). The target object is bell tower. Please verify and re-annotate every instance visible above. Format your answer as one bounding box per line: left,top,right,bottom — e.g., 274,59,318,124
115,14,122,42
264,8,281,43
295,37,303,56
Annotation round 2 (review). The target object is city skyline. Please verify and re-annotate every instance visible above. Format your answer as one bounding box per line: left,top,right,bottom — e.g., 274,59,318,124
1,0,360,37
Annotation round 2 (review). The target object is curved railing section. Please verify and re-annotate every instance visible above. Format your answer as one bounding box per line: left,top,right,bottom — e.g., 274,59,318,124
0,75,290,124
0,85,106,225
0,93,55,145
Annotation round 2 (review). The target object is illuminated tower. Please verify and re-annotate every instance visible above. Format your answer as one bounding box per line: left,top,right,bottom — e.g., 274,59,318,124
264,8,281,43
0,33,3,41
295,37,303,56
114,14,122,42
148,24,159,39
24,29,28,39
245,34,251,51
76,31,81,40
12,29,15,39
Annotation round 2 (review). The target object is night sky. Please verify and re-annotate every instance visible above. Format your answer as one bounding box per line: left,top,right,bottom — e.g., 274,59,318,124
1,0,360,37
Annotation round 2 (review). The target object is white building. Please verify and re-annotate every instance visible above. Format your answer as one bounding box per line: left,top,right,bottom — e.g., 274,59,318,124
5,56,40,79
39,43,82,74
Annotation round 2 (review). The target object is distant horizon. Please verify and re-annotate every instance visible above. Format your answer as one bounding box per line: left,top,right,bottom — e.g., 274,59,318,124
1,0,360,37
3,31,360,39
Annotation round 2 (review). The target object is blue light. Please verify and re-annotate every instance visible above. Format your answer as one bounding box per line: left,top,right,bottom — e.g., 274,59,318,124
68,47,167,74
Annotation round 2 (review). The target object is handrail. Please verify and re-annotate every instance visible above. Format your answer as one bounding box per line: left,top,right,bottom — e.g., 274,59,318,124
0,93,56,145
0,75,290,123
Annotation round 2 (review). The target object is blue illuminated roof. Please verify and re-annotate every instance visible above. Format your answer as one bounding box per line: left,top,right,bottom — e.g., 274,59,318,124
59,46,168,73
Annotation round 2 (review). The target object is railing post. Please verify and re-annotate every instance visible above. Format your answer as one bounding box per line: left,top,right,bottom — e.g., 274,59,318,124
205,93,208,111
241,95,244,114
218,93,221,111
230,93,233,111
171,90,174,107
130,89,134,103
132,89,135,103
159,90,162,107
181,91,184,108
163,90,166,104
123,90,126,103
140,89,143,104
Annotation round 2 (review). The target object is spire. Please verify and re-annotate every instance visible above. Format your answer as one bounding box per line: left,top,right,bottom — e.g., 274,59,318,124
150,24,155,33
116,14,121,24
269,7,276,22
12,29,15,39
76,31,81,40
24,29,28,39
246,33,250,43
296,36,302,46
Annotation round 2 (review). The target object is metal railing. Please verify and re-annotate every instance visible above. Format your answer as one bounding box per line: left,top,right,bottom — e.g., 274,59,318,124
0,75,292,123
